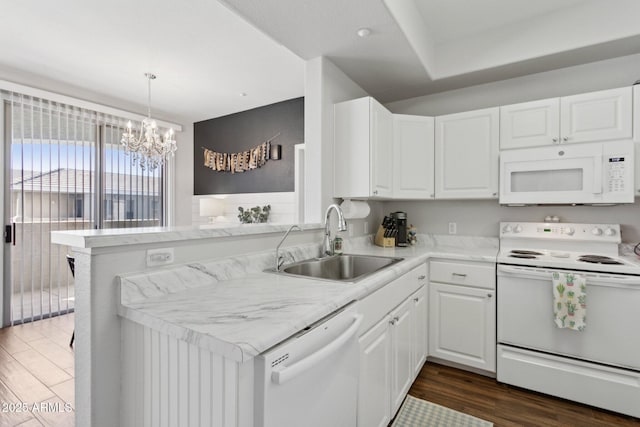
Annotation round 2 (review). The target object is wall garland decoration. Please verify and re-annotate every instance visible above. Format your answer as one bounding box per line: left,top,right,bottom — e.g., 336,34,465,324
203,133,281,174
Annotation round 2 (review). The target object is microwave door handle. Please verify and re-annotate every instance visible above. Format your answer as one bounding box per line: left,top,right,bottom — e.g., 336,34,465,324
593,155,603,194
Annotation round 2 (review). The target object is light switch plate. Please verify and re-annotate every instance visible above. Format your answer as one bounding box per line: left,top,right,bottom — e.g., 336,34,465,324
146,248,175,267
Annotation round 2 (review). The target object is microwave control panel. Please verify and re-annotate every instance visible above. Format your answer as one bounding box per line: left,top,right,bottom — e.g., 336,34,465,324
607,156,627,193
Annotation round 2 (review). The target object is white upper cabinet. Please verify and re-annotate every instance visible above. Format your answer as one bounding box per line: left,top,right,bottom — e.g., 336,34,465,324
500,98,560,149
501,87,632,150
334,97,393,199
561,87,632,143
435,107,499,199
393,115,435,199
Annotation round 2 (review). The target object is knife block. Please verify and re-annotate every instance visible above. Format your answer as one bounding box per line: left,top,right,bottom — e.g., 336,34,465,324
374,225,395,248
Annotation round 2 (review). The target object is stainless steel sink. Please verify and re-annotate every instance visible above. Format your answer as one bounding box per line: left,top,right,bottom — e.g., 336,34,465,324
270,254,404,283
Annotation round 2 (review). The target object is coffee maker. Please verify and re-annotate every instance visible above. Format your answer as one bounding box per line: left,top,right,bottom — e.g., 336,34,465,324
391,211,408,247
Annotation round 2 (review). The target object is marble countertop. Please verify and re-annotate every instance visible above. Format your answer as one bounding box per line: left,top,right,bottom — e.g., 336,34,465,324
51,222,322,249
118,235,499,363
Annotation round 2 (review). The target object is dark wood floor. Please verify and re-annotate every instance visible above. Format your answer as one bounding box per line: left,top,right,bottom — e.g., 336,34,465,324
409,362,640,427
0,314,74,427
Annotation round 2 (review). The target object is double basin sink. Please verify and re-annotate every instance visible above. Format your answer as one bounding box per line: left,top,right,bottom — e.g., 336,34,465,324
270,254,404,283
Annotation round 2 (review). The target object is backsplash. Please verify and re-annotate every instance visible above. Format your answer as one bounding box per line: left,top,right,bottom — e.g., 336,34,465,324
193,192,297,225
383,199,640,243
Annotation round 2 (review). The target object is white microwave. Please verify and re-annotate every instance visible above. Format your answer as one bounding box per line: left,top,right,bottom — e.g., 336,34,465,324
499,140,634,205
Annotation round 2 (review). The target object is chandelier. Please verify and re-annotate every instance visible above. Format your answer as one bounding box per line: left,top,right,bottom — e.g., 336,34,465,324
121,73,177,170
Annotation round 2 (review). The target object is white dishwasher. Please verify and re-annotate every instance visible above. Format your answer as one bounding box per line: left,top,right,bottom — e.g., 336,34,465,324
255,302,362,427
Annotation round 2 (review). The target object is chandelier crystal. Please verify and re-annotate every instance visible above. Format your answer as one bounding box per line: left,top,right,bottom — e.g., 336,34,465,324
121,73,177,170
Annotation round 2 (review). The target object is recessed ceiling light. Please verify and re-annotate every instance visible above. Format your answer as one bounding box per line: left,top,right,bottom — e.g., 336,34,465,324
356,28,371,38
239,92,247,97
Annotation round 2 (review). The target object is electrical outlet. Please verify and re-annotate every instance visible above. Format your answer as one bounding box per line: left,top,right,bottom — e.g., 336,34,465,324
448,222,457,235
364,222,369,234
146,248,175,267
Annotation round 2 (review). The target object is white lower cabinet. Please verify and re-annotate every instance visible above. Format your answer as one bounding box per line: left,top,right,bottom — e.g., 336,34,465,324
357,264,428,426
428,260,496,373
390,297,414,415
411,286,428,377
358,316,392,427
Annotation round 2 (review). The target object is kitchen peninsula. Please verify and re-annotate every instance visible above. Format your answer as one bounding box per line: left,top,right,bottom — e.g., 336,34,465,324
52,225,498,427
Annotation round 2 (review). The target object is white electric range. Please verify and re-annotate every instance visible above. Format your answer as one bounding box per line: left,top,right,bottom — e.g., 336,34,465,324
496,222,640,419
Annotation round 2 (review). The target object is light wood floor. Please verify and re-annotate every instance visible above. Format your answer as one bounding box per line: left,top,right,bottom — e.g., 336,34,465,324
0,314,74,427
409,362,640,427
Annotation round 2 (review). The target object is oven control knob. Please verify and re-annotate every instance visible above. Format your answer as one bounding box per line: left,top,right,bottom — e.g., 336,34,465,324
605,228,616,236
513,225,523,233
564,227,575,236
592,227,603,236
502,224,513,233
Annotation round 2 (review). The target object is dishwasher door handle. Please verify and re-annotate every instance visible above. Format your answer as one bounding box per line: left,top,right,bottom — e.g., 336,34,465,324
271,314,363,385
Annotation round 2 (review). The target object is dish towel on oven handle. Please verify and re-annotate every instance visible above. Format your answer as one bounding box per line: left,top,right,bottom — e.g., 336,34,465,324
552,272,586,331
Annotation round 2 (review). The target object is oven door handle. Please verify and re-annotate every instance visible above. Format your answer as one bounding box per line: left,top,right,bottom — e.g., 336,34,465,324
498,264,640,287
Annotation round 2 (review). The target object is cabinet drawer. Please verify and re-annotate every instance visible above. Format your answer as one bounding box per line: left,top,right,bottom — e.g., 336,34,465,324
429,260,495,289
358,264,427,336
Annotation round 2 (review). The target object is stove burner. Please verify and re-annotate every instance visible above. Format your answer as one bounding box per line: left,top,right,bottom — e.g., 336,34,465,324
509,254,538,259
577,255,624,265
510,250,543,256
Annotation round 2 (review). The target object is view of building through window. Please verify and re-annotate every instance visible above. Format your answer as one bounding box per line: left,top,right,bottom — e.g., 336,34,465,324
4,97,165,325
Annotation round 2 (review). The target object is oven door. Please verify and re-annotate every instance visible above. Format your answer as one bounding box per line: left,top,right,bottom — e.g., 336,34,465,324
497,264,640,370
499,140,634,205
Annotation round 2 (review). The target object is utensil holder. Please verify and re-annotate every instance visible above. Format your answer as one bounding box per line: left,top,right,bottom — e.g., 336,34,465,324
374,225,395,248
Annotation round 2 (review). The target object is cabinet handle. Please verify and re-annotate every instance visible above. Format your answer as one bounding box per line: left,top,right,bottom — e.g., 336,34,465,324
452,273,467,278
418,275,426,280
389,319,396,325
492,192,497,197
394,316,400,322
373,190,378,195
487,293,492,298
413,297,419,302
552,137,558,143
430,193,435,198
562,137,569,142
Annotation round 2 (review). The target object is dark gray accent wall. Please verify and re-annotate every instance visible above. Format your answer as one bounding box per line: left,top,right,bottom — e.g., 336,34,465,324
194,97,303,195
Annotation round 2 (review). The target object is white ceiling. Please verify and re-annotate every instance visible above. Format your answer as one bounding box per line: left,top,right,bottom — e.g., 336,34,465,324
416,0,587,43
3,0,640,124
222,0,640,102
0,0,304,123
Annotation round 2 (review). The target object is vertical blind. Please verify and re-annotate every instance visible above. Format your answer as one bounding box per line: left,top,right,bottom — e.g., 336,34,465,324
2,90,166,324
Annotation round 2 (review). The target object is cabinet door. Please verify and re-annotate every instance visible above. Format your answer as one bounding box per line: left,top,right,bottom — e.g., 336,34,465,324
560,87,632,144
429,282,496,372
435,108,499,199
500,98,560,149
371,99,394,198
334,97,372,198
358,316,391,427
411,286,427,378
390,297,414,415
393,115,435,198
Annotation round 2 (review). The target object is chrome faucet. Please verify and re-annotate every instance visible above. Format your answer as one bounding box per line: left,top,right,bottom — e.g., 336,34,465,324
323,204,347,257
275,225,301,271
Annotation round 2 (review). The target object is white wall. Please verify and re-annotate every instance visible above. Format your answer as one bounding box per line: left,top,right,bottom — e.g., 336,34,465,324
192,192,295,225
384,200,640,243
383,52,640,243
387,52,640,116
173,124,194,226
304,57,368,224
